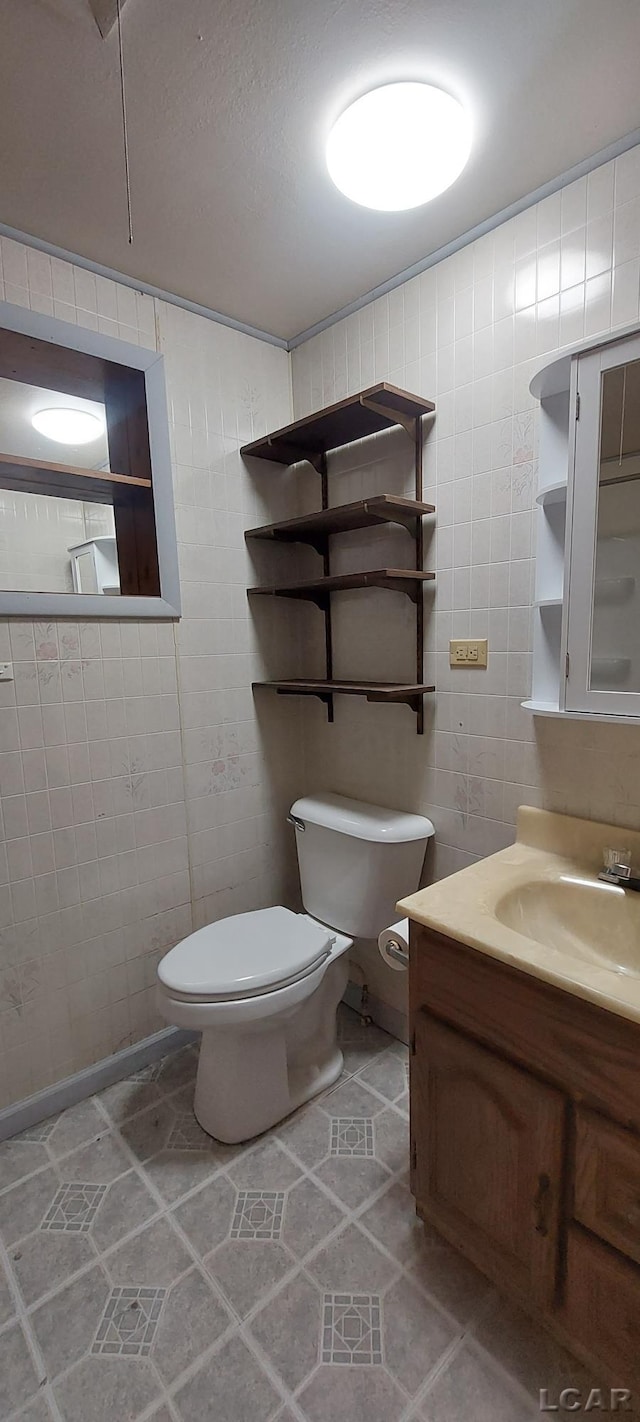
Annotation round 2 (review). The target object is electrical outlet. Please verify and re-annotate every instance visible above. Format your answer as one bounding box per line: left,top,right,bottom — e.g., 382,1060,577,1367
0,662,13,681
449,639,488,668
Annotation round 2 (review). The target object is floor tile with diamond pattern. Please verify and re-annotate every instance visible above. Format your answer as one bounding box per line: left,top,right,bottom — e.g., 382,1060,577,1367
0,1006,598,1421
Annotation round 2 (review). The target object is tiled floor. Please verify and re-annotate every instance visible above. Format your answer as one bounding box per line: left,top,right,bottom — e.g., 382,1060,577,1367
0,1007,597,1422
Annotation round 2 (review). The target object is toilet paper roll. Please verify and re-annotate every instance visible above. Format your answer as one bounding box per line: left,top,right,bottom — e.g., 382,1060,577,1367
378,919,410,972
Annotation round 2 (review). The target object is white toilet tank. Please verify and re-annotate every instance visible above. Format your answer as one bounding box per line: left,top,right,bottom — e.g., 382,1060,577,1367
290,792,434,939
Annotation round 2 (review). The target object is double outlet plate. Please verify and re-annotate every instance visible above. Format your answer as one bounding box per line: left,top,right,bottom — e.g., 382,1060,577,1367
449,639,488,668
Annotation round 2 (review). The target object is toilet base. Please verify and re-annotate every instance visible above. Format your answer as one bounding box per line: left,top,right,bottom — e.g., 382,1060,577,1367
192,954,348,1143
193,1037,343,1142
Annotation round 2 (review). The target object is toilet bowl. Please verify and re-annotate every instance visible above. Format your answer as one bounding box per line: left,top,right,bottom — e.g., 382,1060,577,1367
157,906,352,1142
157,792,434,1142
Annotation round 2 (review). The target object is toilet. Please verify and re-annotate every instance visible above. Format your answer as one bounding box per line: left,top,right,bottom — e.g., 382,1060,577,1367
157,792,434,1142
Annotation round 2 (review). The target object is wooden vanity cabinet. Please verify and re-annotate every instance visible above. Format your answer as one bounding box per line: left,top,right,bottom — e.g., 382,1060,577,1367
409,925,640,1392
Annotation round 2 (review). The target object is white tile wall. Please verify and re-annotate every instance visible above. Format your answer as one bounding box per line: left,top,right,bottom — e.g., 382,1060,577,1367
291,148,640,1016
4,145,640,1096
0,241,301,1109
0,491,114,592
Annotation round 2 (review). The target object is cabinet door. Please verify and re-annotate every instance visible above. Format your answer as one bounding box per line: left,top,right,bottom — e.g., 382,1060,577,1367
413,1012,566,1308
563,1225,640,1393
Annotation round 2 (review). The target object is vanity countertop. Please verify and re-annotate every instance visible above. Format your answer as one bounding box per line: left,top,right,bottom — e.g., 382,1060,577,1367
397,805,640,1026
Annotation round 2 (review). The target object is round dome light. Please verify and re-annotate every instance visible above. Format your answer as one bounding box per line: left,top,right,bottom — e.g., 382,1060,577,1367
32,408,105,445
326,82,472,211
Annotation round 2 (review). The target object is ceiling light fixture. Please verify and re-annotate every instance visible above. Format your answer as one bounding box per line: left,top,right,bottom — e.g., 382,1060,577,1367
32,408,105,445
326,82,472,211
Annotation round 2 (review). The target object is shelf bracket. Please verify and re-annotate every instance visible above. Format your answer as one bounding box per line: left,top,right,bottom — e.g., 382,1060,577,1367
360,396,417,440
381,578,423,603
365,689,425,719
362,500,423,536
269,440,325,474
275,686,334,721
255,437,326,474
308,538,329,556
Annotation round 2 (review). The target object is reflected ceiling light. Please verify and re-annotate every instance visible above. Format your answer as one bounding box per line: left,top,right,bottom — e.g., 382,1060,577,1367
31,408,105,445
326,82,472,211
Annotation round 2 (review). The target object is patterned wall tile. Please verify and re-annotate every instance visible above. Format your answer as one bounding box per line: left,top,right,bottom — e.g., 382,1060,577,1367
290,147,640,1022
0,240,300,1112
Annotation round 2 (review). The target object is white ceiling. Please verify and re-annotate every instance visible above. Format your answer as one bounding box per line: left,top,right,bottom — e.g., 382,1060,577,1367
1,0,640,341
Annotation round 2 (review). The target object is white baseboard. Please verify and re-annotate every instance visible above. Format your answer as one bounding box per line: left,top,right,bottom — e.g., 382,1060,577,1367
0,1026,197,1143
342,982,409,1046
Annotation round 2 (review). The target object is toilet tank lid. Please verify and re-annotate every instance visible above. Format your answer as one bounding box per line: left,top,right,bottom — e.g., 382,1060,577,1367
290,793,435,844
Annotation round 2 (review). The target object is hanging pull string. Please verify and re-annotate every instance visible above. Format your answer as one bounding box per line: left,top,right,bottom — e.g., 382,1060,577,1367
116,0,133,243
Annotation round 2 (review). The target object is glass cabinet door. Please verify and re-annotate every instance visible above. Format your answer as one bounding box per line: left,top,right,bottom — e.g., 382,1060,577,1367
566,333,640,716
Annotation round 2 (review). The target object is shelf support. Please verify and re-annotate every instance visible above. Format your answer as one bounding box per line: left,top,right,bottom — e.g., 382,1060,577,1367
319,451,334,722
360,395,416,439
263,438,325,474
414,415,425,735
275,686,334,713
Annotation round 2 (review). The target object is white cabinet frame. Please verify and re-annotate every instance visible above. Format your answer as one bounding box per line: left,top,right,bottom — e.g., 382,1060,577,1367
565,332,640,718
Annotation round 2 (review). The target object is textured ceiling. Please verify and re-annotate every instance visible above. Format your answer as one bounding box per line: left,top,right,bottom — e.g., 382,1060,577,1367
1,0,640,340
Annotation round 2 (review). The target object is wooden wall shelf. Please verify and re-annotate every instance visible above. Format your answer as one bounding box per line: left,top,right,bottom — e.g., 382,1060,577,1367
245,494,434,551
249,568,434,607
0,451,152,505
253,679,436,715
242,382,436,732
241,382,435,469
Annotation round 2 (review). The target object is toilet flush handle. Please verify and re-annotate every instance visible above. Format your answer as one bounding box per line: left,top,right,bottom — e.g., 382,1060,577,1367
286,813,305,832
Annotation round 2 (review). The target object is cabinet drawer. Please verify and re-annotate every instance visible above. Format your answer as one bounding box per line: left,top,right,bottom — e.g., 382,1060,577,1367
563,1225,640,1394
574,1108,640,1265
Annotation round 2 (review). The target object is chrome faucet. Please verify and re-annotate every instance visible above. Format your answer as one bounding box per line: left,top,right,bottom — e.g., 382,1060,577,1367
599,847,640,892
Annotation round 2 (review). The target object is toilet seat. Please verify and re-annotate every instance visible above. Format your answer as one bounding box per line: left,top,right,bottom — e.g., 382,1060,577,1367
157,906,334,1003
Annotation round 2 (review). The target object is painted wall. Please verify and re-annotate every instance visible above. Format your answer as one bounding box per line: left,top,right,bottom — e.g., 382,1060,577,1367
290,146,640,1017
0,237,302,1109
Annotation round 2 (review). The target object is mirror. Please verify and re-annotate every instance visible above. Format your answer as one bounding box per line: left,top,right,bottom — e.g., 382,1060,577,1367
590,358,640,693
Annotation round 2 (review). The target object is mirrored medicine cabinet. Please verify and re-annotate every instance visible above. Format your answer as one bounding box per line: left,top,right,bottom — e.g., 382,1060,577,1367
529,327,640,723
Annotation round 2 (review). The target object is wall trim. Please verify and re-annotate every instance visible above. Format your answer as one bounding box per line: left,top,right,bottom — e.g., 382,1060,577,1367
0,220,289,351
342,982,408,1046
288,128,640,350
4,129,640,358
0,1025,197,1142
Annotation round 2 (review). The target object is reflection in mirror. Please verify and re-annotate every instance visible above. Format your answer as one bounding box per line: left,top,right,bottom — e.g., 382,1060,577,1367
0,489,118,594
0,377,109,467
0,320,163,603
591,358,640,692
0,378,119,594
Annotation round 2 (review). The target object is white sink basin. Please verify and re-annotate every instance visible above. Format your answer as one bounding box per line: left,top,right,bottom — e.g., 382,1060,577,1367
495,875,640,976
